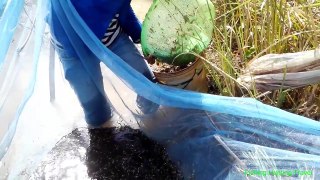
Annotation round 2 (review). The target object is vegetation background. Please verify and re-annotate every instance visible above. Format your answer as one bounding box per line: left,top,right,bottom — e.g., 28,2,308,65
206,0,320,120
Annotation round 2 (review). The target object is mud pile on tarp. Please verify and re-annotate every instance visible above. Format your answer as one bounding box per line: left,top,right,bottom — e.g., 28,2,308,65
32,126,183,179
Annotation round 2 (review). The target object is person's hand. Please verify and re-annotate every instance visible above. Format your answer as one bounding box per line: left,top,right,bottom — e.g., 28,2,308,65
145,55,156,64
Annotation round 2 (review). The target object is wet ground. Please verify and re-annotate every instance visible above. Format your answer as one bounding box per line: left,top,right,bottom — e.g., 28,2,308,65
31,126,183,179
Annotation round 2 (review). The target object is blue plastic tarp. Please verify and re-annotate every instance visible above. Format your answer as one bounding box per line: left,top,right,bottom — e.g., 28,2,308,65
0,0,320,179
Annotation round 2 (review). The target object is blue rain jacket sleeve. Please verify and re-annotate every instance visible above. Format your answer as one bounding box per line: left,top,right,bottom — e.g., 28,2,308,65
70,0,129,39
118,3,142,43
49,0,142,50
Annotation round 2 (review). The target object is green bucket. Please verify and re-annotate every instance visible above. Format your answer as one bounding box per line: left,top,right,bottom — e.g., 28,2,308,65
141,0,215,66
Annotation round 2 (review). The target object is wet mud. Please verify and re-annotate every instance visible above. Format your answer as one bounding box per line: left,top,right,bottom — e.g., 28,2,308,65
32,126,183,179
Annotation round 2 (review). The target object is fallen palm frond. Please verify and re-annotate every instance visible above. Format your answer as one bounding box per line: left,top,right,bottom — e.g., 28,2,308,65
238,49,320,91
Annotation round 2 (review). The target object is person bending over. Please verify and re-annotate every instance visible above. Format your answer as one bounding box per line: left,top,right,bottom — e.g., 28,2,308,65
48,0,158,128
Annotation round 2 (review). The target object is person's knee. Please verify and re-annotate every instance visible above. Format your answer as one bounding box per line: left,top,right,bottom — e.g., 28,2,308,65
62,62,83,81
83,96,113,127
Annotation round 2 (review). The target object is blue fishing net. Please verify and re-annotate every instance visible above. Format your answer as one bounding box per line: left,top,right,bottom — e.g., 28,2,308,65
0,0,320,179
0,0,7,17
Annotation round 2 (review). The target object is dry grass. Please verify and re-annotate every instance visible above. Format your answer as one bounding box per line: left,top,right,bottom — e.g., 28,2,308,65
205,0,320,120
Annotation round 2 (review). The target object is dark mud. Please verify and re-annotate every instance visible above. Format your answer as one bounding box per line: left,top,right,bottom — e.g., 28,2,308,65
32,126,183,180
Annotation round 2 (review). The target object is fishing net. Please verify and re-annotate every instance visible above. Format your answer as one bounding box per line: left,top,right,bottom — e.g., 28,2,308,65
0,0,320,179
141,0,215,65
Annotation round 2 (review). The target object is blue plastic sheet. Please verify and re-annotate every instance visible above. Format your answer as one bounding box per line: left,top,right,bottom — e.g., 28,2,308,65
0,0,24,69
0,0,7,17
0,0,47,161
49,0,320,178
0,0,320,179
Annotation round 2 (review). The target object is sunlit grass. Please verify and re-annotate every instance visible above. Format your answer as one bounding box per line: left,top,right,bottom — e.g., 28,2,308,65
205,0,320,119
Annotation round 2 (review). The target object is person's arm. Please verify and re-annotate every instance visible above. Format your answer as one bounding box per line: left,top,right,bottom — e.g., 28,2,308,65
95,0,130,16
71,0,131,39
119,3,142,44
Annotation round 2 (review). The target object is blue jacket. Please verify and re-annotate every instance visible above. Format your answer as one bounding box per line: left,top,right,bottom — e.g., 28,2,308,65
49,0,141,50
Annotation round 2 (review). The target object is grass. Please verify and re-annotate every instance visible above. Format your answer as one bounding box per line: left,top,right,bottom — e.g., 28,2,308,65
204,0,320,120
